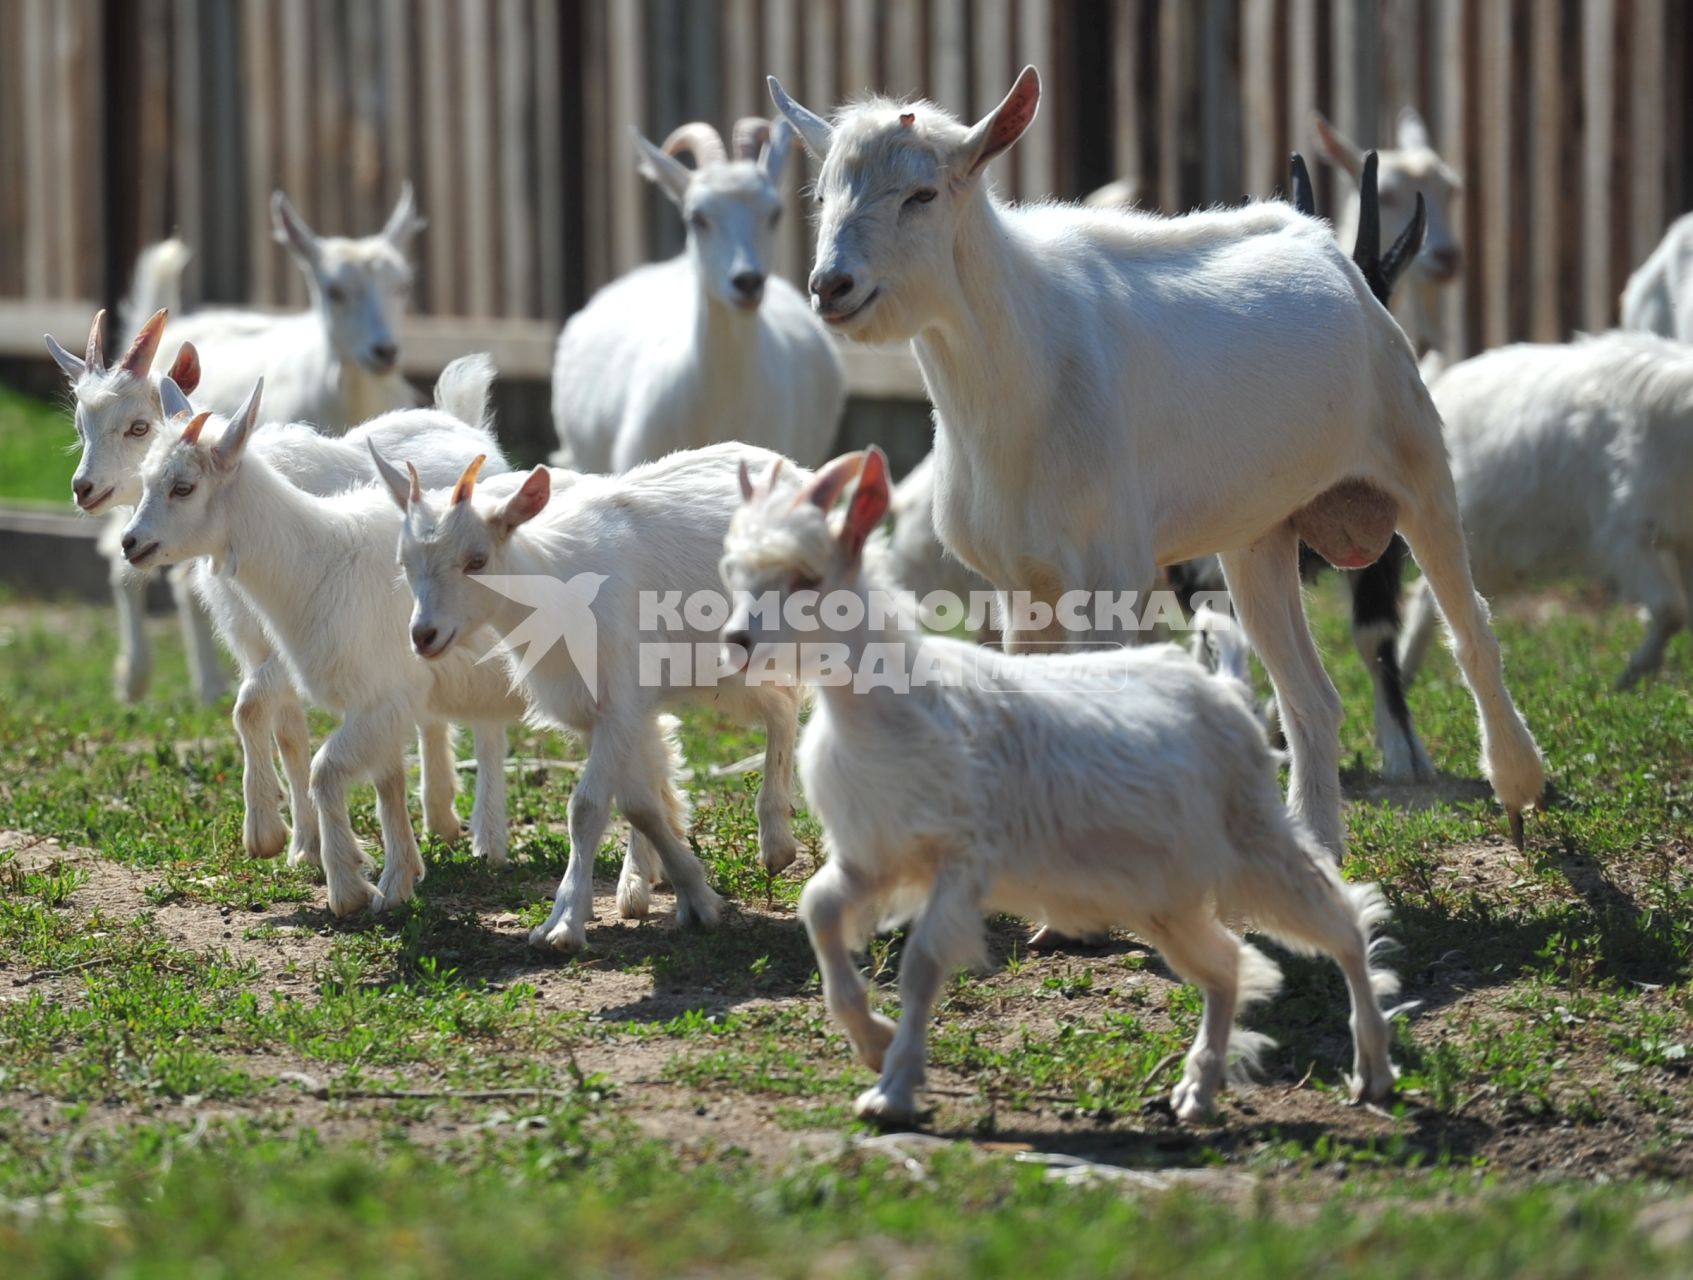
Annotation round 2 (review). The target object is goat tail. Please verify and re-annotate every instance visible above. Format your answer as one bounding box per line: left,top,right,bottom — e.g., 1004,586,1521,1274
1224,940,1283,1087
122,238,191,341
434,352,498,430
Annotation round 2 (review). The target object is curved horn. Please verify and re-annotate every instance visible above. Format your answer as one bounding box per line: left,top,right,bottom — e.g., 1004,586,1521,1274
118,309,169,379
405,461,425,504
450,454,487,506
1377,193,1428,302
661,122,727,169
1352,151,1382,275
180,410,212,446
732,117,771,161
1289,152,1316,218
86,309,108,371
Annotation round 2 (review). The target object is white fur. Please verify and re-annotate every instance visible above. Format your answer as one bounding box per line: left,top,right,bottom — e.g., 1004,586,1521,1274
390,441,808,953
719,455,1402,1126
771,69,1543,856
1402,331,1693,690
119,374,522,918
1621,211,1693,343
550,121,843,473
874,452,997,641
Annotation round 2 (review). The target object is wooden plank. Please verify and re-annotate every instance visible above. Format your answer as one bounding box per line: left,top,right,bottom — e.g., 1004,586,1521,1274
579,0,610,296
0,298,110,352
1630,0,1667,268
278,0,313,307
763,0,805,287
460,0,497,317
379,0,415,286
885,0,922,97
241,0,275,302
836,346,927,399
1018,0,1056,199
20,0,50,300
172,0,203,302
932,0,969,111
498,0,535,319
1157,0,1190,212
311,0,346,236
1241,0,1278,198
606,0,645,275
805,0,840,110
532,0,566,319
419,0,460,312
724,0,760,125
844,0,878,97
1480,0,1512,348
972,0,1013,139
1529,0,1563,340
0,1,25,298
1436,0,1471,355
1581,0,1615,330
1200,0,1241,205
1110,0,1146,199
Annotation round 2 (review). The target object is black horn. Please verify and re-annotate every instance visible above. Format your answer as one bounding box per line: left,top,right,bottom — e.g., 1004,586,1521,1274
1352,151,1382,278
1289,152,1316,218
1377,193,1427,300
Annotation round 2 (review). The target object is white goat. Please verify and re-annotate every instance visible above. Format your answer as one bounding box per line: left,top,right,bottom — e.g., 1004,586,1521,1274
719,448,1402,1127
119,379,523,919
45,310,222,702
1621,211,1693,342
383,441,807,953
550,119,844,473
122,184,425,430
876,451,997,641
1401,331,1693,690
1312,107,1463,360
769,67,1543,855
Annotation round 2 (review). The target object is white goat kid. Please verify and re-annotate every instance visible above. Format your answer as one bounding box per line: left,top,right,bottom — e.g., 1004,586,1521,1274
770,67,1544,854
720,448,1402,1126
1622,211,1693,343
120,381,522,918
1312,107,1462,360
123,184,424,432
550,119,844,472
1401,332,1693,690
45,310,221,702
383,442,807,953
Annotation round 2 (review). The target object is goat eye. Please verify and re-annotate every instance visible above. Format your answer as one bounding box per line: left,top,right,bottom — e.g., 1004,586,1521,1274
904,188,937,208
125,420,150,438
170,482,195,499
465,555,487,574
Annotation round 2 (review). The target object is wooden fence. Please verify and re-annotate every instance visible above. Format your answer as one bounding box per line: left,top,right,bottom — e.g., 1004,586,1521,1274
3,0,1691,383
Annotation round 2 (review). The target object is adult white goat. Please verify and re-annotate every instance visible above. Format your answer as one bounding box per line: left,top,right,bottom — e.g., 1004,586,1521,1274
720,448,1403,1126
1401,331,1693,690
769,66,1543,853
1312,107,1462,360
1621,211,1693,342
550,119,844,473
120,379,523,918
45,310,221,702
380,442,807,953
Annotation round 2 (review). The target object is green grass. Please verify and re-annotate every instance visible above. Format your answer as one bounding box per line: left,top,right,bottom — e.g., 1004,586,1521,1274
0,381,76,504
0,587,1689,1275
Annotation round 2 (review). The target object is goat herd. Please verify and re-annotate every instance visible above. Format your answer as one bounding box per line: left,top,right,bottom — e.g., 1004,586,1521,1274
39,68,1693,1128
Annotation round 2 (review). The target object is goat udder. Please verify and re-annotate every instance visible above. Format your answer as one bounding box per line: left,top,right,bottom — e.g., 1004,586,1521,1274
1292,480,1398,570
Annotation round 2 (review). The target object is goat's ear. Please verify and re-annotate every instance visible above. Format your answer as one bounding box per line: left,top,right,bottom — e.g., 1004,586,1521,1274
796,451,867,514
839,446,891,559
1310,110,1364,178
118,309,168,379
767,76,833,158
44,333,86,381
632,129,693,207
960,66,1040,180
1289,152,1316,218
271,190,322,267
383,180,426,249
167,341,201,394
761,119,793,184
494,465,551,535
159,375,194,421
368,441,412,511
213,379,263,470
1396,106,1432,152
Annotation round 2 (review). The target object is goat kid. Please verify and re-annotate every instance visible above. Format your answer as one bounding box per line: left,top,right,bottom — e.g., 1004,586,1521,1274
551,119,844,473
121,380,522,918
770,66,1543,852
720,448,1403,1126
382,442,807,953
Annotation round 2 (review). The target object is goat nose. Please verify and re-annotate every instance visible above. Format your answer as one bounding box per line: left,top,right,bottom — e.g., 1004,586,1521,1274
370,343,398,368
731,271,765,300
809,270,855,307
411,623,438,653
72,478,93,502
121,533,137,555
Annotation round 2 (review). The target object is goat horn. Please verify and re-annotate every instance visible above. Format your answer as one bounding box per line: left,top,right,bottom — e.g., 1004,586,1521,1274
1289,152,1316,218
451,454,487,505
86,309,108,371
1352,152,1382,275
732,117,771,161
119,309,169,379
405,460,425,504
180,410,212,446
662,122,727,169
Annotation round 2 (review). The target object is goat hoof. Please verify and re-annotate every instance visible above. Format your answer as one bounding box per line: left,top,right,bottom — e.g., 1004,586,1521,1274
1171,1078,1218,1124
854,1085,920,1130
287,835,324,874
325,878,377,919
1027,926,1110,953
1349,1058,1398,1105
529,921,587,953
854,1014,898,1072
471,831,509,867
244,813,289,860
1508,808,1526,851
674,885,723,930
616,870,652,919
759,835,799,876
